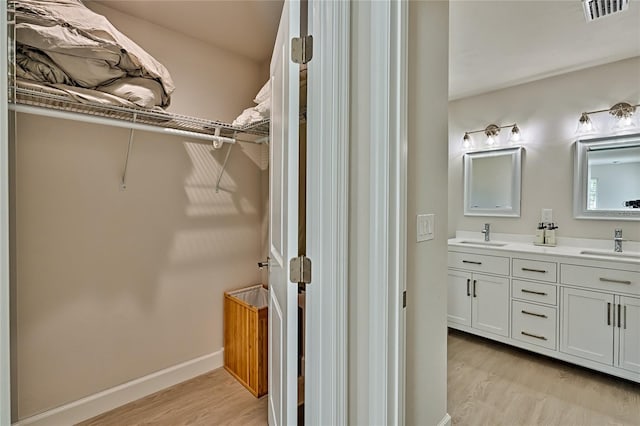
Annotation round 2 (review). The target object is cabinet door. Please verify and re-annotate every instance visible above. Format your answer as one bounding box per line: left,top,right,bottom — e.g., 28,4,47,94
617,296,640,374
447,270,472,327
561,287,614,365
471,273,510,337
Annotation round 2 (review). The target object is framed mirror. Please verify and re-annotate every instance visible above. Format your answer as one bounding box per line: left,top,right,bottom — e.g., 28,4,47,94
464,147,522,217
573,133,640,220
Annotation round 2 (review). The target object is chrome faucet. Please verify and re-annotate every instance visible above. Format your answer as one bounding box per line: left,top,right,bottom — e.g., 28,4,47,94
482,223,491,242
614,228,623,253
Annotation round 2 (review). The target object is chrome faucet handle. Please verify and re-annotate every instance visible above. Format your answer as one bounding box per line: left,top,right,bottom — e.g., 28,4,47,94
481,223,490,241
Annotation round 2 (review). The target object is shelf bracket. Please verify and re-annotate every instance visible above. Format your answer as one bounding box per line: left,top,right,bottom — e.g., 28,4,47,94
120,114,137,191
215,135,235,193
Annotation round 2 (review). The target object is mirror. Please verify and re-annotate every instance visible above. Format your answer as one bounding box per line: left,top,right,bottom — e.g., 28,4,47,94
574,133,640,220
464,147,522,217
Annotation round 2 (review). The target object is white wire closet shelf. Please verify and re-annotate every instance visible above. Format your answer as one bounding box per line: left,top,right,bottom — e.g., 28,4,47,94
9,84,271,141
6,1,267,143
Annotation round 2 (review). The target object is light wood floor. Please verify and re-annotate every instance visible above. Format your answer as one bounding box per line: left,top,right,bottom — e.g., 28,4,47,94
448,329,640,426
78,332,639,425
76,368,268,426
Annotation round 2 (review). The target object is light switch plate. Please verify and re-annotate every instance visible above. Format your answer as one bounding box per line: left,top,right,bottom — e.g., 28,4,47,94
417,214,435,242
541,208,553,223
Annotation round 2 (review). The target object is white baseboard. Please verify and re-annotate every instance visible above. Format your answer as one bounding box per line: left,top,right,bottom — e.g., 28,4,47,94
437,413,452,426
13,349,224,426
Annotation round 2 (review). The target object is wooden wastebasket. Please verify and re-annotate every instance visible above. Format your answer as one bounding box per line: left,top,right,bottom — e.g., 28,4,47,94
224,284,268,397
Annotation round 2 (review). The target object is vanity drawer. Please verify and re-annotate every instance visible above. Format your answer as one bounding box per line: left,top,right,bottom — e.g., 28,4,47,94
511,300,557,350
512,279,557,306
561,264,640,297
513,258,557,283
448,252,509,276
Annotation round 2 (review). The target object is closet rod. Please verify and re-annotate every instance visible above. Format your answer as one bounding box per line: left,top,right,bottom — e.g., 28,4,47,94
8,103,237,145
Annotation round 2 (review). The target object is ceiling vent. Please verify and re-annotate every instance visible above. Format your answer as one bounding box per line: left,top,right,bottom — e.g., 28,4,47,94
582,0,630,22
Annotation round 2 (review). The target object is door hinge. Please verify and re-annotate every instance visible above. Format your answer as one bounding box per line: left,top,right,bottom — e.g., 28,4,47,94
290,255,312,284
403,290,407,308
291,35,313,64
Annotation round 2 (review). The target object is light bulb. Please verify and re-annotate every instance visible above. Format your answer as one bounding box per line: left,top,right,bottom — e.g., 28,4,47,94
486,135,496,146
509,124,521,143
612,114,636,133
462,133,472,149
576,113,596,136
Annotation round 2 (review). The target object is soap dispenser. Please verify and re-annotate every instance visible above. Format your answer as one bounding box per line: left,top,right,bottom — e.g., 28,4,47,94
535,223,545,244
545,223,557,245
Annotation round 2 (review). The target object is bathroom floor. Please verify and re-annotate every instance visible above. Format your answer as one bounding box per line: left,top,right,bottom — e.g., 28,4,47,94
78,331,639,425
448,329,640,426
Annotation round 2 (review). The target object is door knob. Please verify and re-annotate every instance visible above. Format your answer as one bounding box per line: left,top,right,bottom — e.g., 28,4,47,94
257,258,270,269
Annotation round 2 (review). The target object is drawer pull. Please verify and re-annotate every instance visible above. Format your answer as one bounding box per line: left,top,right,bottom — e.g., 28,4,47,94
618,304,621,328
599,277,632,285
521,310,547,319
521,331,547,341
624,305,627,329
473,280,477,298
462,260,482,265
521,289,547,296
522,267,547,273
466,279,470,297
607,302,611,326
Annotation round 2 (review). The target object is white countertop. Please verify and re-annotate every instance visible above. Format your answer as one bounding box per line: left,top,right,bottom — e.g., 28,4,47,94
449,231,640,268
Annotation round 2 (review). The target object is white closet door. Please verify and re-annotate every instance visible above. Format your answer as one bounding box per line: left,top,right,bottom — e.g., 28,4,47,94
268,1,301,425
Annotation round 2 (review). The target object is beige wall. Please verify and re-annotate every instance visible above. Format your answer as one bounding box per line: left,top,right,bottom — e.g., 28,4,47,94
449,57,640,241
406,1,449,424
13,3,267,420
87,2,265,121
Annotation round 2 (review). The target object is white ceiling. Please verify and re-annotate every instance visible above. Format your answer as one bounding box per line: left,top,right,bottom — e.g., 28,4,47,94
449,0,640,100
90,1,640,99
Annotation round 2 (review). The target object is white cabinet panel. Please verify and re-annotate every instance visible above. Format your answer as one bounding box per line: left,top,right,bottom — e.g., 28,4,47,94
512,300,557,350
512,279,557,306
472,274,510,337
618,296,640,374
560,264,640,297
448,251,510,276
513,258,557,283
448,270,472,327
561,287,614,365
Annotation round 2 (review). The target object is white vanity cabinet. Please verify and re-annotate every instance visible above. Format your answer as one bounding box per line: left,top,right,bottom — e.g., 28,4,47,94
448,241,640,383
447,253,510,337
560,264,640,374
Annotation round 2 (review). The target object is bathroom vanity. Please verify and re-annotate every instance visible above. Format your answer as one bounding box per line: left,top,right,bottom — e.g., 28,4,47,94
448,232,640,383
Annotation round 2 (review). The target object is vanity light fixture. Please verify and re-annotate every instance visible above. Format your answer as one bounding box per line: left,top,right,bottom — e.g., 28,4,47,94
576,101,639,136
461,123,522,150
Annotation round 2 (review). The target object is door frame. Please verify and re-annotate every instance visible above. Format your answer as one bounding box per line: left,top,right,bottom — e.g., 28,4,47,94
305,0,350,424
1,0,12,424
366,1,408,425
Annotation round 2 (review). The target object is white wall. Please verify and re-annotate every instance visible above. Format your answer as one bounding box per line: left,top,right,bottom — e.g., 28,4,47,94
406,1,449,424
449,57,640,241
12,3,267,420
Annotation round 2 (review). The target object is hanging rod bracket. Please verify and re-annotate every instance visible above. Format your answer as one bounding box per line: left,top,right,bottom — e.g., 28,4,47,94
120,114,137,191
215,137,235,193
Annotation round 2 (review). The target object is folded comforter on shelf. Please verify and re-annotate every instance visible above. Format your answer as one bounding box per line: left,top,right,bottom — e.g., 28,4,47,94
14,0,175,109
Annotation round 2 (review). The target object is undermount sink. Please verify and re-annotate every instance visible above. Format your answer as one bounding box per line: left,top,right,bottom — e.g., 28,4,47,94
459,240,507,247
580,250,640,260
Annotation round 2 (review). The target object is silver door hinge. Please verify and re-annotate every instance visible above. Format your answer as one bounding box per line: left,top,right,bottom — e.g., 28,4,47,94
290,255,312,284
292,35,313,64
